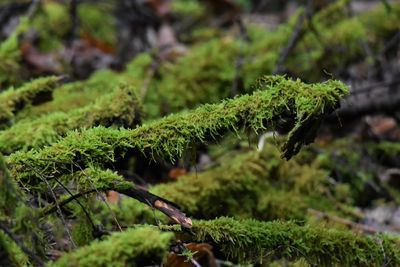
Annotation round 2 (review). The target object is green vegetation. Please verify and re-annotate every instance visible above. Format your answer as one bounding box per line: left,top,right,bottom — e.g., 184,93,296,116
0,76,61,129
0,1,398,265
0,84,141,154
170,217,400,266
0,17,29,88
50,227,173,267
7,75,347,186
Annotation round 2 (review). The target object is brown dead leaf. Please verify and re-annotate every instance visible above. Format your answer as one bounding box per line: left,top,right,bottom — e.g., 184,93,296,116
21,41,63,74
364,115,400,140
168,168,187,180
106,190,120,204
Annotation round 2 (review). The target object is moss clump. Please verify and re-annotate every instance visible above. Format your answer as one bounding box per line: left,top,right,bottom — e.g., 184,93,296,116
0,153,44,265
0,17,29,88
0,153,22,219
0,84,141,154
171,217,400,266
8,75,347,185
49,227,173,267
152,1,399,114
151,141,349,221
78,3,116,49
0,76,61,128
151,147,272,219
32,2,71,52
16,54,151,121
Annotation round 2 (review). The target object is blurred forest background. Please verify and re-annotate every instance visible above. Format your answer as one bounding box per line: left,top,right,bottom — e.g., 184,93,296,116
1,0,400,266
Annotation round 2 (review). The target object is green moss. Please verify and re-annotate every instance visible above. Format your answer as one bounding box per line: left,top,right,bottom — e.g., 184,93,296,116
8,75,347,185
155,37,239,112
32,2,71,52
152,147,273,219
170,217,400,266
0,84,141,154
298,138,400,205
16,54,150,121
49,227,173,267
0,153,45,264
0,153,21,219
0,231,30,267
78,4,116,47
0,76,60,128
171,0,205,17
152,1,399,113
0,17,29,87
71,167,134,192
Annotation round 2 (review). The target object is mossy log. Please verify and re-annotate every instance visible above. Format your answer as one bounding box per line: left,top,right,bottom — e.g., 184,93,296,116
47,216,400,266
164,217,400,266
49,227,173,267
0,76,61,128
0,84,142,154
7,75,347,186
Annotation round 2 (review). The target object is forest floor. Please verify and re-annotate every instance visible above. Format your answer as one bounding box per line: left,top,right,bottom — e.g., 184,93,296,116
1,0,400,266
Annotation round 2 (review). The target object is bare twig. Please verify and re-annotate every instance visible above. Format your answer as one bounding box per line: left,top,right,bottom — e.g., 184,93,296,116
273,0,314,75
72,162,123,232
273,12,306,75
67,0,78,45
230,17,249,97
25,163,77,248
140,59,158,101
26,0,40,19
43,183,193,229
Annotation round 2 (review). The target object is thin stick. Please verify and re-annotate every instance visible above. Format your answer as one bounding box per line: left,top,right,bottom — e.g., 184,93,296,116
25,163,77,248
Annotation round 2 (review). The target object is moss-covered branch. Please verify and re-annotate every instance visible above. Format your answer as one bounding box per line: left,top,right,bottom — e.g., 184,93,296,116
42,167,192,228
8,75,347,185
0,84,142,154
49,227,173,267
0,76,61,128
166,217,400,266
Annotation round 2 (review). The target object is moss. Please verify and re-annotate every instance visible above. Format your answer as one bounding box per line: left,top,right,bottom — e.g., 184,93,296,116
287,3,400,81
0,153,21,218
32,2,71,52
151,147,274,219
0,153,45,264
81,142,351,225
0,84,142,154
78,3,116,48
155,37,239,112
171,0,205,17
0,231,30,267
0,76,60,128
152,1,399,113
169,217,400,266
16,54,150,121
0,17,29,87
8,75,347,185
71,167,134,192
298,138,400,206
49,227,173,267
